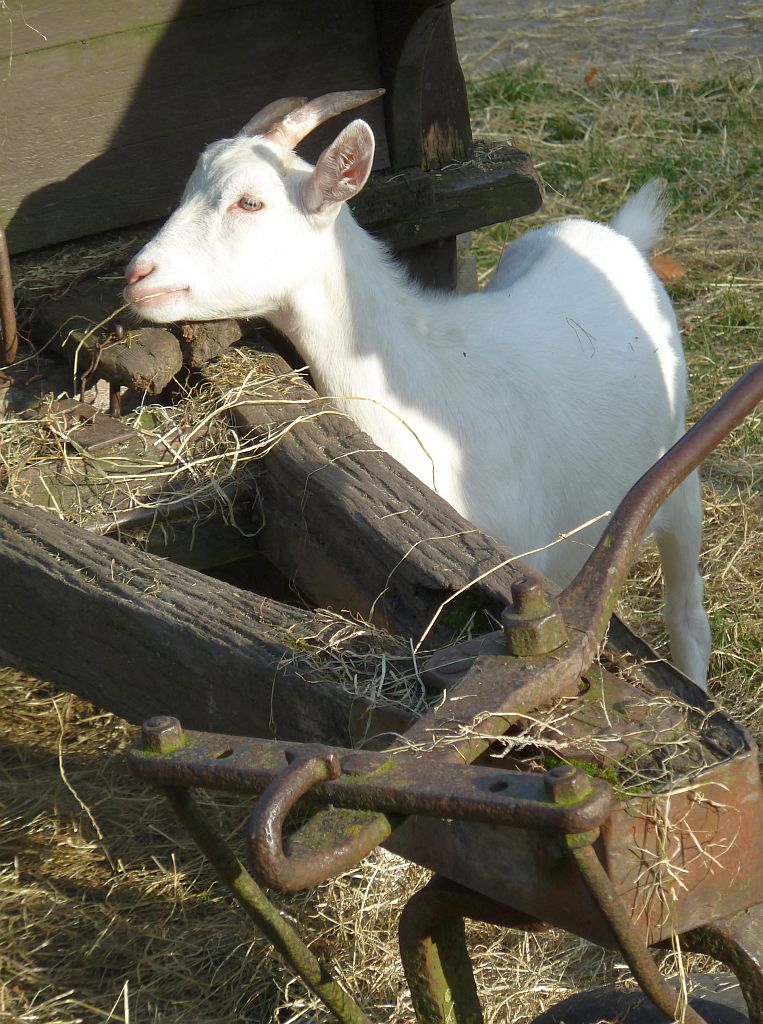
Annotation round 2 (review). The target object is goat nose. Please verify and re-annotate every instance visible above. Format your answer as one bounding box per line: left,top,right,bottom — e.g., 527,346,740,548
125,261,156,286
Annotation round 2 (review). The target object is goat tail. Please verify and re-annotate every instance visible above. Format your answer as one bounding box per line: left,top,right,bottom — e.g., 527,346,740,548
610,179,667,254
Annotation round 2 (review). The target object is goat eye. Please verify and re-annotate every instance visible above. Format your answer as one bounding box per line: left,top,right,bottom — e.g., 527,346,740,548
237,195,263,212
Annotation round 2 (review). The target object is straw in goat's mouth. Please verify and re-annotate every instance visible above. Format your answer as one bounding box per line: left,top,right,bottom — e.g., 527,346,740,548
127,285,190,305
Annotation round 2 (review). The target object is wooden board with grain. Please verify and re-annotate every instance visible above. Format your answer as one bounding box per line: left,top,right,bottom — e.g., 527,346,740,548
1,0,389,251
207,339,532,645
0,497,413,744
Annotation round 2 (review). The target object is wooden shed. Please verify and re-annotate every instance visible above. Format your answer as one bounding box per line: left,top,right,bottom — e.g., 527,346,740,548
1,0,540,271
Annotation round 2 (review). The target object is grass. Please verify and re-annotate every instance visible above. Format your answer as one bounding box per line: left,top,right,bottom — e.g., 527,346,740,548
1,58,761,1024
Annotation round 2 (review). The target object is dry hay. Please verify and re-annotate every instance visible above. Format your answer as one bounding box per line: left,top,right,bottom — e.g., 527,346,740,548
276,611,434,719
1,343,340,541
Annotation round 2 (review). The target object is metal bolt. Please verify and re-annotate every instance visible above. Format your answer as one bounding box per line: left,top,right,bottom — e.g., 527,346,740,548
544,764,592,803
141,715,185,754
510,577,548,616
501,575,568,656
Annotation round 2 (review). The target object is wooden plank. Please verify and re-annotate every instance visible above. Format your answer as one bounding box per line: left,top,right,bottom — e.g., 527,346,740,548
28,275,245,378
0,497,413,744
374,0,450,168
420,7,473,169
0,1,234,60
213,339,531,645
28,277,184,392
2,1,389,252
352,140,543,251
399,237,460,291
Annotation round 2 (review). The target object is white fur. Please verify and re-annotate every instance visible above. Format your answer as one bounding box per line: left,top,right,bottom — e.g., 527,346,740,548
125,120,711,688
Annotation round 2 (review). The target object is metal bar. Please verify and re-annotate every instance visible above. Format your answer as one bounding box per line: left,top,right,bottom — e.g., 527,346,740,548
399,876,550,1024
0,223,18,365
560,361,763,639
400,880,484,1024
128,724,615,835
160,785,373,1024
571,842,708,1024
681,904,763,1024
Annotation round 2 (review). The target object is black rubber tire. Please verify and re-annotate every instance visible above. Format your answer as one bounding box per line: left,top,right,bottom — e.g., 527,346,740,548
530,973,748,1024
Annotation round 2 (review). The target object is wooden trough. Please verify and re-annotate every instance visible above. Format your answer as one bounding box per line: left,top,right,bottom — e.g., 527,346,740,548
3,3,763,1022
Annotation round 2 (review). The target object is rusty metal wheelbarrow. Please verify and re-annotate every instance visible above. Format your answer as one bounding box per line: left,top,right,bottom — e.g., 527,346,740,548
129,362,763,1024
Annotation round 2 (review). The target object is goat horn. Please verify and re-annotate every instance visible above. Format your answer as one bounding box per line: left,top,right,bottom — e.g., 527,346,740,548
239,97,308,138
263,88,385,149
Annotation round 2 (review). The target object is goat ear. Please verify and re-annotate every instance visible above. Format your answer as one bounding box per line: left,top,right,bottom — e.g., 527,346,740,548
302,120,375,214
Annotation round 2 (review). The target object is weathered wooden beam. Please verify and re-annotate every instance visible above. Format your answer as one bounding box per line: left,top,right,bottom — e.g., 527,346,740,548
211,339,530,645
0,497,412,744
374,0,461,169
29,279,182,394
178,319,245,369
352,140,542,250
28,277,252,393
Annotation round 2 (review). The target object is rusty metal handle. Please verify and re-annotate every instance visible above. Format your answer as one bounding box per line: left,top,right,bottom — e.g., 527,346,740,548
247,752,394,891
560,361,763,639
0,223,18,366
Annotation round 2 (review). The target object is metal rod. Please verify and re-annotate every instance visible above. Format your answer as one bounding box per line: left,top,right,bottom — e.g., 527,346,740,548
129,727,616,850
0,223,18,365
571,842,708,1024
681,905,763,1024
560,361,763,639
399,876,550,1024
399,880,484,1024
161,785,373,1024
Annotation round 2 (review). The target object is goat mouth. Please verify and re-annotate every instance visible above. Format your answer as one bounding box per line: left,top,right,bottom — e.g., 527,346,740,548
125,285,190,306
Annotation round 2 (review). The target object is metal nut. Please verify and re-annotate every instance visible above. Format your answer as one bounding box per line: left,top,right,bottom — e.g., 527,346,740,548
544,764,592,803
141,715,185,754
501,576,568,656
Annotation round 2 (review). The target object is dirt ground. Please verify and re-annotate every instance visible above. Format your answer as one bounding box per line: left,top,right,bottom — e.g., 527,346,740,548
454,0,763,74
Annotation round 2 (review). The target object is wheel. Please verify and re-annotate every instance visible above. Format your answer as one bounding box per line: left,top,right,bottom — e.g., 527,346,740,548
530,973,749,1024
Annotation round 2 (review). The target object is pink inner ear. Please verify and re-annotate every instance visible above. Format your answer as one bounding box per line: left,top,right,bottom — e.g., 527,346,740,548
304,120,375,213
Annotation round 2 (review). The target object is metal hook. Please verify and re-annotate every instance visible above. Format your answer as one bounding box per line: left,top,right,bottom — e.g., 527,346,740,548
247,750,392,891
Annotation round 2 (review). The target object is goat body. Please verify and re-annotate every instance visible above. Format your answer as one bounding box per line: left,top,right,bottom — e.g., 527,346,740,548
125,96,711,688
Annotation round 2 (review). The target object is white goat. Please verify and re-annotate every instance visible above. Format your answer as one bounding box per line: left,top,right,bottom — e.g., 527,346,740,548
125,91,711,688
